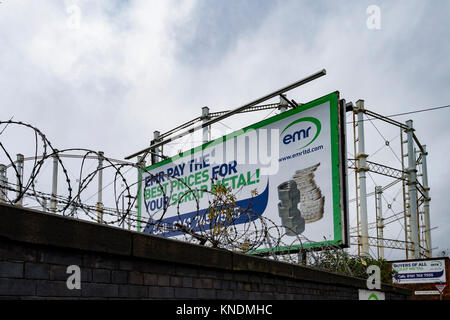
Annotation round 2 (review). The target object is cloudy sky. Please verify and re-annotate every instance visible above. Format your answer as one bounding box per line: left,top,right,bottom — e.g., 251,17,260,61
1,0,449,259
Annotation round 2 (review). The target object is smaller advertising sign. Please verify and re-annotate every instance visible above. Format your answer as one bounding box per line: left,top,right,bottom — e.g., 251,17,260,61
392,259,446,284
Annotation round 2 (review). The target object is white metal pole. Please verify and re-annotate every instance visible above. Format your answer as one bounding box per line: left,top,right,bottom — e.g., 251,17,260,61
136,155,145,232
97,151,104,223
376,186,384,259
50,151,58,212
42,198,47,212
202,106,210,144
0,164,7,202
121,194,124,229
406,120,420,259
70,203,77,216
356,100,369,257
16,153,24,206
421,144,432,257
153,131,161,159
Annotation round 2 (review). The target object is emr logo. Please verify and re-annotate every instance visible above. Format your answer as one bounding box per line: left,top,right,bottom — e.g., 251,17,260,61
281,117,321,149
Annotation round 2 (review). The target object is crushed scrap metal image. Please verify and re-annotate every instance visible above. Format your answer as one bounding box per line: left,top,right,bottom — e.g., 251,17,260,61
293,163,325,223
277,180,305,236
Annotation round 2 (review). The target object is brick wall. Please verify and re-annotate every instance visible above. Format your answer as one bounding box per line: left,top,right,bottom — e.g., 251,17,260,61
0,203,410,300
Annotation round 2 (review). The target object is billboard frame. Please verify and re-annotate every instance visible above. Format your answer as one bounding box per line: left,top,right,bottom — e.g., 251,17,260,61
137,91,349,254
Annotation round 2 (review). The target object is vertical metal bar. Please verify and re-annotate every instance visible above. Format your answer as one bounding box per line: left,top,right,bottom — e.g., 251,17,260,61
150,131,161,166
353,109,361,256
202,106,210,144
50,151,58,212
136,155,145,232
416,147,424,253
96,151,104,223
70,203,76,216
355,100,369,257
421,145,432,257
298,250,307,265
406,120,420,259
340,99,350,247
120,194,124,229
42,198,47,212
375,186,379,259
16,154,24,206
376,186,384,259
0,164,7,202
149,139,156,165
400,128,410,259
154,130,161,160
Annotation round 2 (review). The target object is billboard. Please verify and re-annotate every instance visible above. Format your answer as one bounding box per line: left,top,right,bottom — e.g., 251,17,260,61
138,91,348,253
392,259,447,284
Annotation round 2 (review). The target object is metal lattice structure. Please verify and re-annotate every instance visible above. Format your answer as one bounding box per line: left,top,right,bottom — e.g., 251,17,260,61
350,101,431,260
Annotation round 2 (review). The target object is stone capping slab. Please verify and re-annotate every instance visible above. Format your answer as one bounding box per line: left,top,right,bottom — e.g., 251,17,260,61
0,203,410,296
0,203,132,256
232,250,406,294
132,232,233,270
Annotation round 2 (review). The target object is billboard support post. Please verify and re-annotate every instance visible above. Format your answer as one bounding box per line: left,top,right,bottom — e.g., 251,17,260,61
406,120,420,259
421,145,432,258
355,100,369,257
0,164,7,202
120,194,124,228
202,106,211,144
96,151,104,223
16,153,24,206
298,250,307,265
136,155,145,232
376,186,384,259
49,151,57,212
151,131,161,165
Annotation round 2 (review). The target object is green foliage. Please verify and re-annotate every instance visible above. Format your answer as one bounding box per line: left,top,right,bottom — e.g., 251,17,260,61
303,247,396,284
345,256,395,284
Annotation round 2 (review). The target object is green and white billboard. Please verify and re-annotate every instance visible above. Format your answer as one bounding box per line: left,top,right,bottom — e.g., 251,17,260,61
138,91,349,253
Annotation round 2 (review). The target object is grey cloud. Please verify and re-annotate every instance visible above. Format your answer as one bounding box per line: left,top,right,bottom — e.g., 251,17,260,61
0,0,449,257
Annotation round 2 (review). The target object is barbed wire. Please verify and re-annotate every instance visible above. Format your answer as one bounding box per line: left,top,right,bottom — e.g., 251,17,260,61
0,119,387,279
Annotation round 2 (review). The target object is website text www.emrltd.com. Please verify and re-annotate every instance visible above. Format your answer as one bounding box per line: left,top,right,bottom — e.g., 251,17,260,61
278,145,324,162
